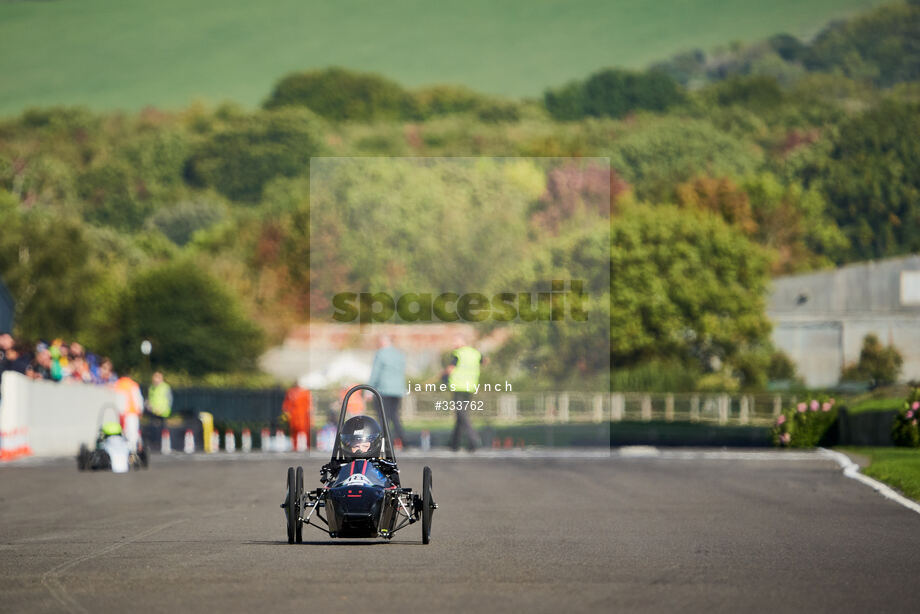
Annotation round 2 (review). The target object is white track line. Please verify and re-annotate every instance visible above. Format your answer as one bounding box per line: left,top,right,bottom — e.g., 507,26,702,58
819,448,920,516
40,519,183,613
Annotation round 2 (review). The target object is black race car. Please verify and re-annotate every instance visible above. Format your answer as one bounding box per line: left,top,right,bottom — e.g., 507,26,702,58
281,384,436,543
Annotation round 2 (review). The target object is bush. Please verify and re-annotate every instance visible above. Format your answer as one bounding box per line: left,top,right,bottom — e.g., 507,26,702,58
186,108,325,203
840,334,903,388
146,198,227,246
892,388,920,448
414,85,486,117
263,67,418,121
611,360,701,392
772,396,839,447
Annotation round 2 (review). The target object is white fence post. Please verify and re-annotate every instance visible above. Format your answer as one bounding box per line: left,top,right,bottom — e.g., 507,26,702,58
592,394,604,423
611,393,624,422
718,395,729,425
641,395,652,422
558,393,569,423
499,394,518,421
665,394,675,422
773,395,782,417
739,396,750,425
690,395,700,422
545,394,555,423
403,394,416,421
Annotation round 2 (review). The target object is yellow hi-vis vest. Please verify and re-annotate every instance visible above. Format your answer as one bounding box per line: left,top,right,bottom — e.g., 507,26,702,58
149,383,172,418
448,346,481,392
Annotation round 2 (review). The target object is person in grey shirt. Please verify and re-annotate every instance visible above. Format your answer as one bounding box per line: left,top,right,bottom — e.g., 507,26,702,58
367,335,408,447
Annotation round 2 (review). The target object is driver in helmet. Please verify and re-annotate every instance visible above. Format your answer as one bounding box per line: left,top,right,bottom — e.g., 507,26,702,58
322,415,400,485
341,415,381,459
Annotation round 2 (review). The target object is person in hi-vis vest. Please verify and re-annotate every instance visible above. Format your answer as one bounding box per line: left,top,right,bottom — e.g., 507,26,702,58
443,335,483,452
145,371,173,432
147,372,172,417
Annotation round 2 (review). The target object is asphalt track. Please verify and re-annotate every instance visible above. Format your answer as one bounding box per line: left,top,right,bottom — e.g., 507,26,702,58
2,450,919,613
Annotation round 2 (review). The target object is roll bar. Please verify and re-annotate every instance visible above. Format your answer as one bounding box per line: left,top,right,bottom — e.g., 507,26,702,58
331,384,396,464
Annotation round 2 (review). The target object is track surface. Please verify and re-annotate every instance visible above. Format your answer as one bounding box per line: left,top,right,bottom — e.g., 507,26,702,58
1,450,919,613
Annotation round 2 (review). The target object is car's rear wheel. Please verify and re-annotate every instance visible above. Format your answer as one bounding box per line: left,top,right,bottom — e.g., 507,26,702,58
422,466,433,545
285,467,297,544
295,466,304,543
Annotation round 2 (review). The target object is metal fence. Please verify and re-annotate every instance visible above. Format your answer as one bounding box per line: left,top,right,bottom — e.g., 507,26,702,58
174,387,795,428
314,390,793,427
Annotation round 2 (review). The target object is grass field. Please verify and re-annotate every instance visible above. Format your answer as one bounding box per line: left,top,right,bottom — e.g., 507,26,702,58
840,446,920,501
0,0,889,117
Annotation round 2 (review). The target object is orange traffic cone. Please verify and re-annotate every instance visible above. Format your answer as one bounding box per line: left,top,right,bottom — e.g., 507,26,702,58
183,429,195,454
161,428,171,455
225,429,236,453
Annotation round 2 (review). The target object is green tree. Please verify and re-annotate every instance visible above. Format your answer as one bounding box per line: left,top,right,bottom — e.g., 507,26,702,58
187,108,325,203
813,101,920,260
263,67,418,121
607,117,763,202
308,158,542,312
804,3,920,87
0,191,106,339
491,223,610,388
147,197,228,246
99,261,263,375
708,75,785,112
544,69,685,120
840,333,903,388
610,204,773,386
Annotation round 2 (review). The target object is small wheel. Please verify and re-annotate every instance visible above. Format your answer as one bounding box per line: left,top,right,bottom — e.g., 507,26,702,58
422,466,433,545
285,467,296,544
295,466,304,543
77,444,89,471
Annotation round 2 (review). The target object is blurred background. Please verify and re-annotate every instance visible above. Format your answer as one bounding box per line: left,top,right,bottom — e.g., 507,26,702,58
1,0,919,454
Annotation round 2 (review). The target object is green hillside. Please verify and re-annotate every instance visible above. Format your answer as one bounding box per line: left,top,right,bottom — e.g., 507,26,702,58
0,0,888,116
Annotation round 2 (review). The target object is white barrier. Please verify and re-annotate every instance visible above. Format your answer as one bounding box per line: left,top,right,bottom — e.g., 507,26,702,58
0,372,125,458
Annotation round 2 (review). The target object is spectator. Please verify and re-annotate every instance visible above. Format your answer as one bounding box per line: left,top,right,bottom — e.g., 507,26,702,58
0,340,31,375
146,371,173,419
282,377,312,451
50,340,71,378
0,333,12,362
113,375,144,453
367,334,408,447
68,353,92,383
94,358,118,385
28,345,61,381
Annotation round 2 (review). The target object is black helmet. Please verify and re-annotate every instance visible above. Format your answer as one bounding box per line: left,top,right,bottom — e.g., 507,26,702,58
340,416,382,459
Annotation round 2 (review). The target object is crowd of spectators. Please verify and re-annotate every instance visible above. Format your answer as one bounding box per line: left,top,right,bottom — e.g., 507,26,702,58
0,333,119,386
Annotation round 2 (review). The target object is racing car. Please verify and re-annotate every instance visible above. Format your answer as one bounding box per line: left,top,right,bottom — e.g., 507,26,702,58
282,384,436,543
77,405,148,473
